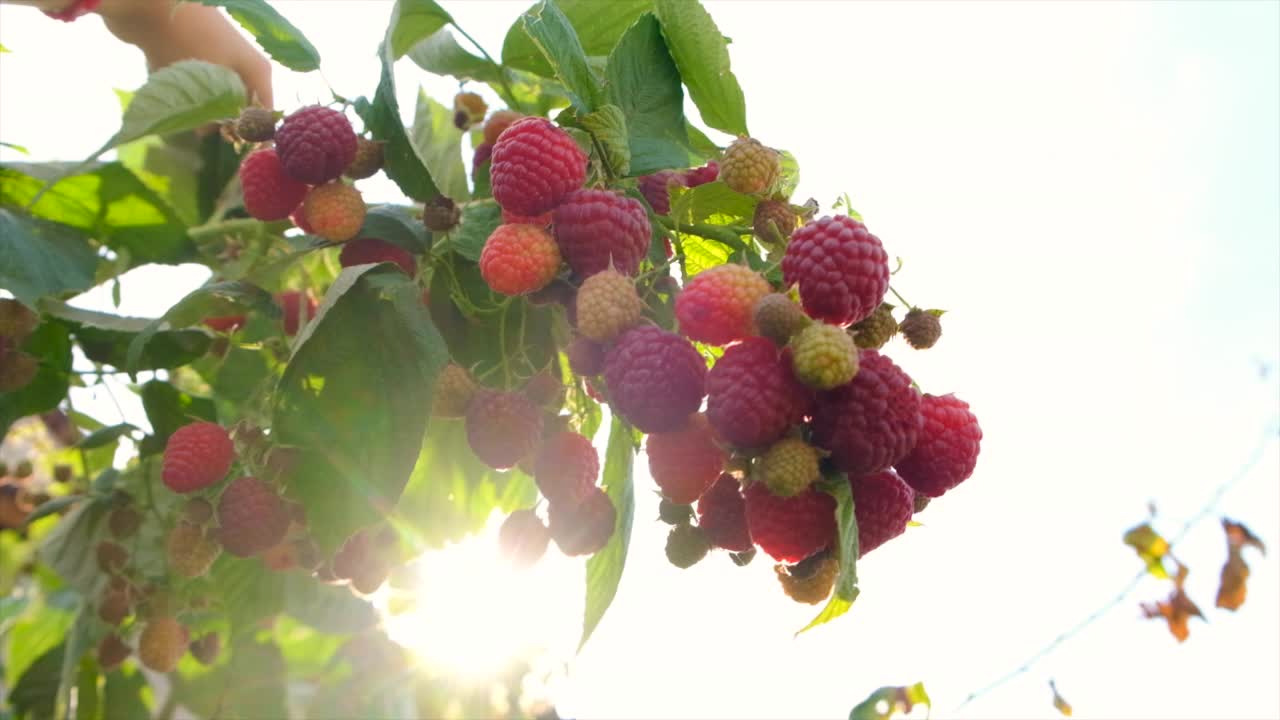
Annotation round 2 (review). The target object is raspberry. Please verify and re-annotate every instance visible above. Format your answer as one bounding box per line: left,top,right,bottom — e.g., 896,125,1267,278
498,509,551,567
339,237,416,275
775,551,839,604
275,290,317,336
472,142,493,180
108,506,141,539
789,322,859,390
162,422,234,493
567,336,606,376
753,293,811,346
344,137,385,180
216,476,290,557
303,182,366,243
743,481,836,563
696,473,752,551
913,492,931,514
523,368,564,409
603,326,707,433
782,215,890,326
753,199,797,247
182,497,214,525
533,431,599,504
424,195,462,232
98,634,130,672
552,190,652,278
479,224,562,296
851,303,898,350
675,264,772,345
432,363,477,417
98,587,130,625
454,92,488,130
851,470,914,556
665,523,710,568
575,268,642,342
719,137,780,195
138,617,188,673
756,437,821,497
0,299,38,338
239,149,307,221
166,521,221,577
684,161,719,187
332,528,380,580
548,485,616,556
705,338,810,449
645,413,725,504
895,393,981,498
465,391,544,469
811,349,921,476
202,315,245,333
638,170,686,215
235,106,277,143
658,498,693,526
189,633,221,666
483,109,523,144
500,208,553,227
275,105,358,185
491,117,587,216
900,308,943,350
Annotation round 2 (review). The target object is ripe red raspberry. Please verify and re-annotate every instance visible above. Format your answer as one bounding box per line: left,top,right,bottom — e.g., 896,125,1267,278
498,509,550,567
683,161,719,187
275,105,358,184
501,208,552,227
851,470,914,556
275,290,317,336
484,109,524,145
162,422,234,493
533,431,599,504
895,393,982,498
465,391,544,470
339,238,416,275
553,190,652,278
491,117,587,216
811,349,921,476
753,199,797,247
603,326,707,433
216,476,290,557
303,182,366,243
646,413,725,504
756,437,821,497
743,481,836,563
344,137,385,180
432,363,477,417
139,617,188,673
695,473,751,551
290,204,315,233
548,485,616,556
166,521,221,577
782,215,890,326
719,137,780,195
675,264,772,345
576,268,642,342
900,308,943,350
240,149,307,221
567,336,606,376
202,315,245,333
479,224,562,295
472,142,493,180
98,634,130,672
789,322,859,390
665,523,710,568
705,338,810,449
638,170,686,215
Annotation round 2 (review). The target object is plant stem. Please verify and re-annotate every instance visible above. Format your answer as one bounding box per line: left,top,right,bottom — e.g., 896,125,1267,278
655,216,750,252
888,285,913,309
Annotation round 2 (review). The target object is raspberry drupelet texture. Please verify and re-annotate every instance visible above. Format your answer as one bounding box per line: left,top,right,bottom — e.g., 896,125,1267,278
851,303,898,350
782,215,890,326
895,393,982,498
705,337,811,449
743,481,836,563
275,106,358,185
811,349,921,476
665,523,711,568
638,170,687,215
162,422,234,493
756,437,821,497
753,293,811,346
753,199,798,248
789,322,859,390
479,224,562,296
303,182,366,243
646,413,726,504
166,521,221,577
567,336,607,376
465,391,544,470
719,137,780,195
696,473,752,551
684,161,719,187
851,470,914,556
344,138,385,180
432,364,477,417
900,308,943,349
500,208,553,227
552,190,652,278
216,477,290,557
339,237,416,275
775,552,839,604
549,486,616,556
138,617,188,673
675,264,772,345
491,117,587,216
235,106,276,143
484,110,524,145
576,268,643,342
533,431,599,505
240,149,308,221
603,326,707,433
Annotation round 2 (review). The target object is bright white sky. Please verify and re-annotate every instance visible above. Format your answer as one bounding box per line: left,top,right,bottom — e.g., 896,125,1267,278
2,2,1279,719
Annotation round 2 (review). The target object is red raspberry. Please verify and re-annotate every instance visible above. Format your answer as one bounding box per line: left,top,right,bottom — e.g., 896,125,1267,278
567,336,606,376
811,349,921,476
895,393,982,498
548,485,616,556
484,110,524,145
552,190,652,278
216,476,290,557
675,264,772,345
202,315,245,333
782,215,890,326
162,422,234,493
291,204,315,233
683,161,719,187
603,326,707,433
645,413,725,504
743,481,836,563
339,238,416,275
696,473,751,551
275,291,317,336
533,431,599,504
303,182,366,243
240,149,307,221
498,509,551,567
501,208,552,227
465,391,544,470
479,224,562,296
705,338,810,449
472,142,493,180
851,470,913,556
638,170,686,215
275,105,358,185
491,117,587,216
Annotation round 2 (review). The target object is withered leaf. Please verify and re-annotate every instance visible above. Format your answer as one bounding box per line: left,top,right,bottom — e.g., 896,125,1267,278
1217,518,1266,611
1050,679,1073,717
1140,562,1204,642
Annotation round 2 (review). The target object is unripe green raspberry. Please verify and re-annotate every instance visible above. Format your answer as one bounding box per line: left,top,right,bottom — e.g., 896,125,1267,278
344,138,385,180
900,308,943,349
913,491,931,514
719,137,780,195
753,199,797,248
790,322,859,390
665,522,710,569
756,437,821,497
235,106,278,143
576,268,643,343
753,293,811,346
166,521,221,578
658,498,693,526
432,363,477,418
850,303,897,350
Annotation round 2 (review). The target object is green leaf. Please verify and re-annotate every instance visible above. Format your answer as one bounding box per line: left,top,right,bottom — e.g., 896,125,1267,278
8,643,62,720
580,104,631,177
117,61,246,146
450,200,502,262
101,667,150,720
669,180,757,225
684,121,720,160
411,90,469,201
517,0,604,112
35,498,110,596
503,0,651,78
359,204,430,254
387,0,454,60
849,682,931,720
76,424,137,449
798,477,859,634
208,555,284,635
272,266,448,554
21,496,81,528
0,321,73,438
0,209,97,308
581,416,636,649
124,280,276,371
283,572,379,634
408,29,501,84
73,656,99,720
605,14,690,175
197,0,321,73
677,232,734,279
354,44,441,203
40,300,211,372
138,380,217,454
653,0,748,135
778,149,800,198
